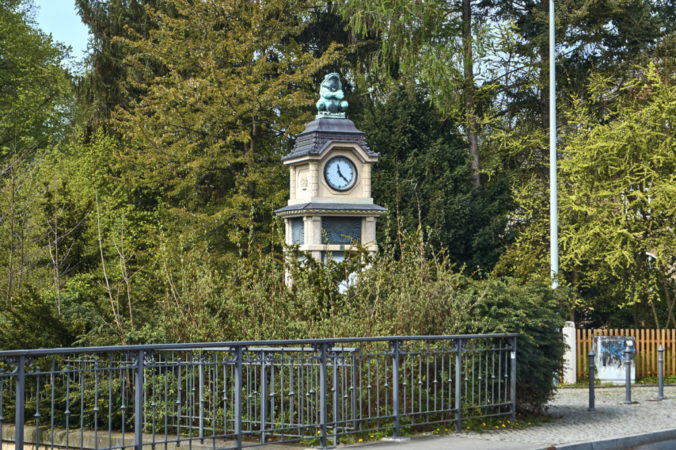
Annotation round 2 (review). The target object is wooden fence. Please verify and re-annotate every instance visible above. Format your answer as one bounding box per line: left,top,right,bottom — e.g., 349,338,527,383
577,328,676,378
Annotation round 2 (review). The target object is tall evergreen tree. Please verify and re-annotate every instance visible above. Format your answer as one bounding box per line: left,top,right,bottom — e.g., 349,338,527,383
356,85,513,272
75,0,167,134
111,0,341,257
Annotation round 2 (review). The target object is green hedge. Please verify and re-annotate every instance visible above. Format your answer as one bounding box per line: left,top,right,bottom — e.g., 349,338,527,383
138,234,570,412
2,234,570,413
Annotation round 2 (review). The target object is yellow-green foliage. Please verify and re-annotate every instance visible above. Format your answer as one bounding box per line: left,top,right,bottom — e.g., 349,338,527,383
139,231,568,413
497,66,675,327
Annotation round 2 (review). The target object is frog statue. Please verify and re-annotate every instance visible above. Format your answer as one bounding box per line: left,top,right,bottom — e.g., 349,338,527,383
316,72,348,117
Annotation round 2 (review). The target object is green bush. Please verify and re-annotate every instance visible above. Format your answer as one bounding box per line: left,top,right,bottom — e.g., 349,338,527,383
2,228,565,414
341,238,569,413
138,231,569,413
448,278,568,413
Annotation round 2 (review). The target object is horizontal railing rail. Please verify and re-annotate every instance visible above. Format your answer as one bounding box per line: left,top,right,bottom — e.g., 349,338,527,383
0,334,517,357
0,334,517,449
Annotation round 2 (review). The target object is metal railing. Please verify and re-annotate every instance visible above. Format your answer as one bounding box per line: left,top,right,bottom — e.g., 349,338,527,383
0,334,517,449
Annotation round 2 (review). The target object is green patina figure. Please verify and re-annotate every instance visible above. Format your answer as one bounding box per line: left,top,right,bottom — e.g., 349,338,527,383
316,72,348,118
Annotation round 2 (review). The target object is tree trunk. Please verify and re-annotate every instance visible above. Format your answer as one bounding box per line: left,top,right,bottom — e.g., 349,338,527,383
659,270,675,328
463,0,480,188
6,166,16,302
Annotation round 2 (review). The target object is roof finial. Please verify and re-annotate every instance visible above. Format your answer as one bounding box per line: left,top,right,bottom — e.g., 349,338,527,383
316,72,348,119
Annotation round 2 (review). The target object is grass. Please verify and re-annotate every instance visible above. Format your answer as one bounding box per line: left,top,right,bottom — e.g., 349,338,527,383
460,413,551,432
636,375,676,385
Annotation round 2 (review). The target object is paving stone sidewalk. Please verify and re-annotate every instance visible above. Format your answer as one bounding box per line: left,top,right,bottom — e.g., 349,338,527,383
356,385,676,449
464,385,676,447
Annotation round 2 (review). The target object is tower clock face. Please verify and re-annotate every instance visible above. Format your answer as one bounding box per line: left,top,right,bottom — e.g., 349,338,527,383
324,156,357,191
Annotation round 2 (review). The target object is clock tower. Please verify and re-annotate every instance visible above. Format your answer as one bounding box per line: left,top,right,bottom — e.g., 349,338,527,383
275,73,385,264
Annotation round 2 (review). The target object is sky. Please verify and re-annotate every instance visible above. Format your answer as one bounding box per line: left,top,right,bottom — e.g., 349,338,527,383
33,0,90,67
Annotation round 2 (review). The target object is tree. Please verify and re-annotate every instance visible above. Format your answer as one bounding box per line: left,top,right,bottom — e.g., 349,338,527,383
0,0,71,165
560,68,675,327
482,0,675,193
497,67,675,327
75,0,167,134
0,0,72,302
341,0,676,187
356,85,513,272
110,0,342,260
341,0,489,186
41,179,90,314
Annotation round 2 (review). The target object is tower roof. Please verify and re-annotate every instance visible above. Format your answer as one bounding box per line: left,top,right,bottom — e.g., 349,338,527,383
282,118,379,161
274,202,386,216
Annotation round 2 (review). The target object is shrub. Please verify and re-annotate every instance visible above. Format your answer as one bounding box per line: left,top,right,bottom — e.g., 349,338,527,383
135,232,571,413
448,278,569,413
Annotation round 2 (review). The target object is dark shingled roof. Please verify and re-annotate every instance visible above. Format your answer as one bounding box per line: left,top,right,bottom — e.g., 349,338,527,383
281,118,379,161
275,202,386,215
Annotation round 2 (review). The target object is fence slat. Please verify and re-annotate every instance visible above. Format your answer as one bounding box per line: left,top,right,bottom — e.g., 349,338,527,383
654,329,657,375
640,329,644,376
575,328,586,376
641,329,644,377
651,329,656,376
644,329,648,377
665,328,668,376
669,329,676,375
650,329,654,376
643,329,648,376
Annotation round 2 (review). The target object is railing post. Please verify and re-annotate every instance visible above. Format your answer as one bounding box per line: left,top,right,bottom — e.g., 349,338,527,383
510,336,517,424
588,349,595,411
14,355,25,449
319,343,328,449
260,351,267,444
134,350,144,450
332,350,339,447
235,346,243,449
455,339,462,433
624,343,632,404
351,353,357,431
391,340,400,438
199,357,205,443
658,345,664,400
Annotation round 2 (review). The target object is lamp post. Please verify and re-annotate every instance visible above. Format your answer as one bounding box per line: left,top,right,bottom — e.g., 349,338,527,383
549,0,558,289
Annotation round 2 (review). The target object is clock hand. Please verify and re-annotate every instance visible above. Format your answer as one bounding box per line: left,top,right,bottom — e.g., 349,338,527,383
336,165,349,183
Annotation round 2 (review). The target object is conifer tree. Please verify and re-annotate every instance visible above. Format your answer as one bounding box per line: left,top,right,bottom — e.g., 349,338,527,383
111,0,341,257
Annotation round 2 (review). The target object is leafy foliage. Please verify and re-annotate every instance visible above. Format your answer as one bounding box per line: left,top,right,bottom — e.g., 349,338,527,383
75,0,167,132
0,0,71,163
450,277,568,413
356,85,514,272
0,0,73,307
1,0,675,420
111,0,341,257
140,231,568,413
497,67,676,327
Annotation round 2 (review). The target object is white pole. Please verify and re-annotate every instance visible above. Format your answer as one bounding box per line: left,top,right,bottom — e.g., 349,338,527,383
549,0,558,289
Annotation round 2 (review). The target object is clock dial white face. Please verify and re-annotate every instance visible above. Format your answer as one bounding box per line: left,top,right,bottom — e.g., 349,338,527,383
324,156,357,191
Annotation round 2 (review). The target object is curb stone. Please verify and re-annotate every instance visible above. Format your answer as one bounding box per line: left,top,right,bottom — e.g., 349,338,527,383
543,428,676,450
